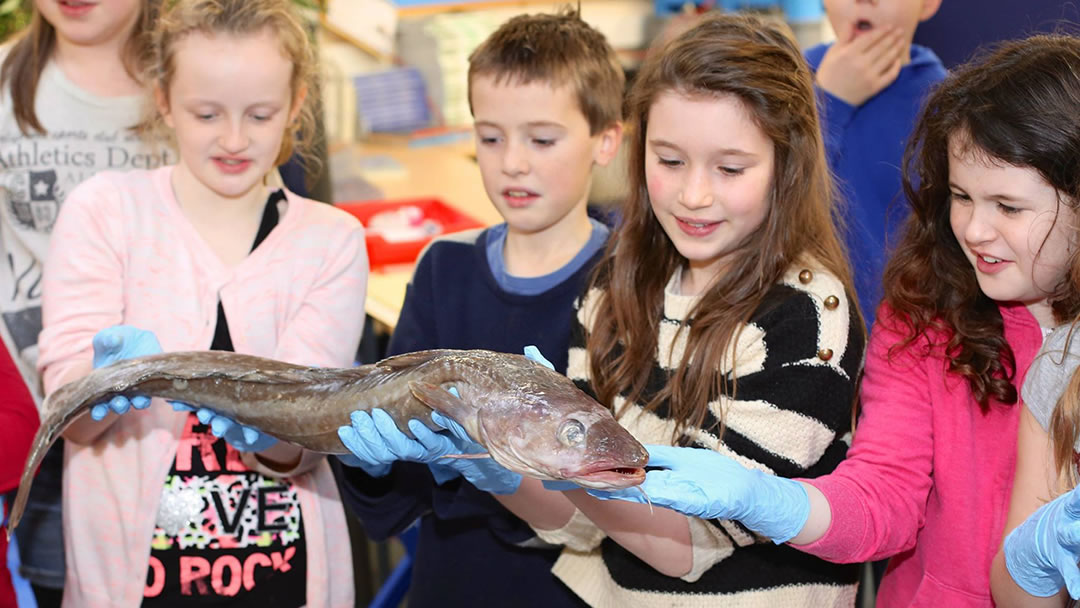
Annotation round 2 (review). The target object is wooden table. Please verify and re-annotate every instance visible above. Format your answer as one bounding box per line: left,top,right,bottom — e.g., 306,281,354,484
347,138,501,330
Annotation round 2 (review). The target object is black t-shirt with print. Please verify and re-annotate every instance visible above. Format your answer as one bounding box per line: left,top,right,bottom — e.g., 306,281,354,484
143,191,307,607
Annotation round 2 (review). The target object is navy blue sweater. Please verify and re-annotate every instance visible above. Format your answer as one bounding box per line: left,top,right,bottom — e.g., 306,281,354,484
337,227,599,608
805,43,946,328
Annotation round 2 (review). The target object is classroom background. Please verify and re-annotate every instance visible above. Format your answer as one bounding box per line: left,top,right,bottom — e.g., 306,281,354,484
1,0,1074,605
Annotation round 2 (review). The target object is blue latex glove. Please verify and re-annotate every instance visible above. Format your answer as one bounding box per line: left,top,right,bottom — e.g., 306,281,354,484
425,411,521,495
336,408,461,478
1004,485,1080,598
88,326,161,421
187,404,278,453
524,345,555,370
585,444,810,544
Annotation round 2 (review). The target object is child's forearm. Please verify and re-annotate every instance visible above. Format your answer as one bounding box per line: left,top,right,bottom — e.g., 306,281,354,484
565,489,694,578
493,478,577,531
990,548,1071,607
253,443,305,473
788,482,833,545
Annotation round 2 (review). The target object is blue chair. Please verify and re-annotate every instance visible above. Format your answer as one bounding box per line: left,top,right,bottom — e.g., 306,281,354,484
367,524,420,608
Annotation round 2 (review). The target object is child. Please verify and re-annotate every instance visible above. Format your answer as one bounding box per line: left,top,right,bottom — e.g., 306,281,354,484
35,0,367,605
333,9,623,607
0,2,169,604
365,12,864,606
807,0,946,327
592,34,1080,608
984,39,1080,605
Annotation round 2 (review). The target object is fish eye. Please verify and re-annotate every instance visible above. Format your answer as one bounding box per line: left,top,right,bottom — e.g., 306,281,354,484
557,419,586,448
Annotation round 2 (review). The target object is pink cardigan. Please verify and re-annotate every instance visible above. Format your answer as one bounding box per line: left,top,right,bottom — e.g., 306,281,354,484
37,166,367,607
799,303,1042,607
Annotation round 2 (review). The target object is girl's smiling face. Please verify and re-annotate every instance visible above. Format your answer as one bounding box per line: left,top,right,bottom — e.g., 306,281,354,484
644,91,775,295
948,135,1077,326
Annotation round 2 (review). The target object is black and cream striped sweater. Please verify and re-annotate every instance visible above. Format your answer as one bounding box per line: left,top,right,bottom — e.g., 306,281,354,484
538,262,865,608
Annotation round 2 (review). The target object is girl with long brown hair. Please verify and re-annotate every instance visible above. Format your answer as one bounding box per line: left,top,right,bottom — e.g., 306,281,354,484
414,11,866,605
595,34,1080,608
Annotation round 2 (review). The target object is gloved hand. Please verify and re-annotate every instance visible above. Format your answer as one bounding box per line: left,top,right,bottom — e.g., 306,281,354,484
422,411,521,495
88,326,161,421
186,404,278,452
524,345,555,370
336,408,460,478
1004,485,1080,598
586,444,810,544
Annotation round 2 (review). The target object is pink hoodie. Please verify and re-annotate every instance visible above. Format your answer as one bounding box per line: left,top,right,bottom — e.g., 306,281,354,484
38,166,367,607
799,303,1042,607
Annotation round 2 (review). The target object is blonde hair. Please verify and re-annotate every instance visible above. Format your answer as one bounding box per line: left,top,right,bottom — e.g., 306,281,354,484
147,0,319,167
0,1,162,135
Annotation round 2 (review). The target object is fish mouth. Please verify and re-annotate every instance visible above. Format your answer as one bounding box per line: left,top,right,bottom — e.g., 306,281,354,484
565,463,646,489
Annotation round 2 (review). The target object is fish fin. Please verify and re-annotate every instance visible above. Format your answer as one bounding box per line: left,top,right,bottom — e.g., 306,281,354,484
439,453,490,460
377,350,454,370
409,380,473,420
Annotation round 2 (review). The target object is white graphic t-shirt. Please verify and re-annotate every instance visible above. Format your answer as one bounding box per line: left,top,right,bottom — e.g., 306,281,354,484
0,47,175,398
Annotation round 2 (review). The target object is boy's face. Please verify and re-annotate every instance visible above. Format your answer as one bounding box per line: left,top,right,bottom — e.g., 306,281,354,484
470,75,620,236
823,0,939,46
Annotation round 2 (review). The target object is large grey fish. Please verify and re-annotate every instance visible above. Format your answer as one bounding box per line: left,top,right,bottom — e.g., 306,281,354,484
7,348,648,536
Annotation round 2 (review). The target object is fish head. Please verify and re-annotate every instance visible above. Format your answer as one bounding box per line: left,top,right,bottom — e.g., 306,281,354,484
470,372,649,490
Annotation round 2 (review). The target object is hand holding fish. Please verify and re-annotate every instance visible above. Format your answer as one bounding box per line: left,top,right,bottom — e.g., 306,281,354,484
423,411,522,495
187,404,278,452
587,444,811,544
337,408,462,478
88,326,161,420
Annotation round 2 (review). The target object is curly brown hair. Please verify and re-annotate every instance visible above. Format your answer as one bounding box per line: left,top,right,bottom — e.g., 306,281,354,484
885,34,1080,412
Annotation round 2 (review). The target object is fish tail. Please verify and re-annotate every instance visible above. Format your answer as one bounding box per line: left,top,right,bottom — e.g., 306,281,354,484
7,411,64,535
8,373,115,535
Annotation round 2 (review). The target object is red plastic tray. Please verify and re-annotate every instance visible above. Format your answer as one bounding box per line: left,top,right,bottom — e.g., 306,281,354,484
337,197,483,269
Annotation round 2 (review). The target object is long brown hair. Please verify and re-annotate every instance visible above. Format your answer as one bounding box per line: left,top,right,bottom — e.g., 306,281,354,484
146,0,320,167
886,35,1080,413
0,2,161,135
585,13,857,439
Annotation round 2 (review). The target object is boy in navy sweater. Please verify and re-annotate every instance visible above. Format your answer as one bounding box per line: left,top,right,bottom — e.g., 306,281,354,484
335,10,623,607
806,0,946,327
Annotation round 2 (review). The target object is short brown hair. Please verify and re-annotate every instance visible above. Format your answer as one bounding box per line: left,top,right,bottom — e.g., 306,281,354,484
467,9,624,134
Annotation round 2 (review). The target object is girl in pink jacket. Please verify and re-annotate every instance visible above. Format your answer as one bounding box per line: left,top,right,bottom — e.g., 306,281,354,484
588,34,1080,607
36,1,366,606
